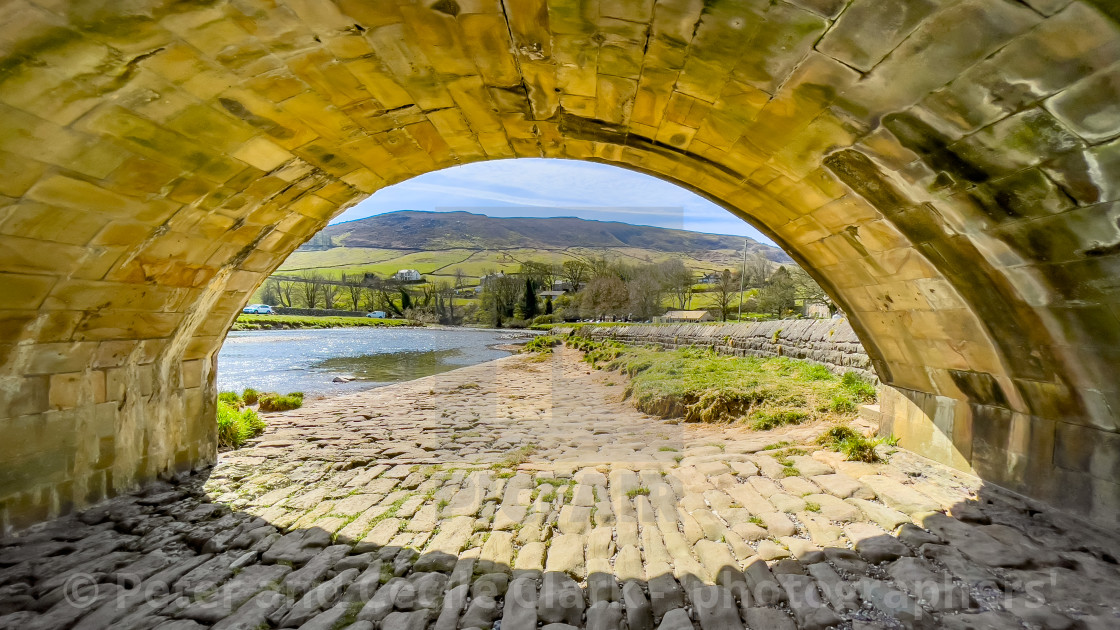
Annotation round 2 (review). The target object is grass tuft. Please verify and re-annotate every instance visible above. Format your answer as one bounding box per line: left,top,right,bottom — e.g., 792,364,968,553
522,335,562,354
817,424,884,463
217,400,266,449
258,392,304,412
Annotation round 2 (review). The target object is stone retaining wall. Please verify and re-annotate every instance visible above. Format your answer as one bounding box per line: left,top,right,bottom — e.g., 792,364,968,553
564,319,874,381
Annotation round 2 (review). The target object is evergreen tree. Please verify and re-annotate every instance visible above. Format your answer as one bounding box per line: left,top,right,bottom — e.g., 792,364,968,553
545,297,553,315
399,287,412,311
521,277,539,319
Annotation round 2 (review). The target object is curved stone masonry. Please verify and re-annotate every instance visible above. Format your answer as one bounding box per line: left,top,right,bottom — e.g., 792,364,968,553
569,320,875,382
1,1,1120,529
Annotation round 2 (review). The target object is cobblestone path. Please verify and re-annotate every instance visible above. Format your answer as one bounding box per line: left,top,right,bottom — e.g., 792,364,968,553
2,350,1118,630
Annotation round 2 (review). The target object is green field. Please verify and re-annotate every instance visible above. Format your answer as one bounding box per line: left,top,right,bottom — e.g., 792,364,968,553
278,246,743,283
232,314,415,330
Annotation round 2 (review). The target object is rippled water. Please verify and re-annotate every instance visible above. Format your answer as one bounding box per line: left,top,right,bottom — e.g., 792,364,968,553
216,327,532,396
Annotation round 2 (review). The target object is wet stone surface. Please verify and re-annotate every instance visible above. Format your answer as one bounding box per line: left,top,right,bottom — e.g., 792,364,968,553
1,350,1117,629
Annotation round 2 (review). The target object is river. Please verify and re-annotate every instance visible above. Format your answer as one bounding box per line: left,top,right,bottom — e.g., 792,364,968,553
216,327,535,397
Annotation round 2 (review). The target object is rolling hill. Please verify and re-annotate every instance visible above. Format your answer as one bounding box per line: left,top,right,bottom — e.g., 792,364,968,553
279,210,792,281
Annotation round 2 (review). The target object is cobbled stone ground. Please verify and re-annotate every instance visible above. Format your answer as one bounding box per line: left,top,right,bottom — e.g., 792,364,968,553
2,349,1118,630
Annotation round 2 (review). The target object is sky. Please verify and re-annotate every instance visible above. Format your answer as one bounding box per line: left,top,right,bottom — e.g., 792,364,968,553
331,158,775,245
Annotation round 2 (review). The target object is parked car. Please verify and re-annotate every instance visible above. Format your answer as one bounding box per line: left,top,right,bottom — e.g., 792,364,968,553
242,304,274,314
366,311,388,319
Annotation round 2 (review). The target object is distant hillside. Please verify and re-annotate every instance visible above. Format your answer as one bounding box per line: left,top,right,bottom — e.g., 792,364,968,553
282,211,791,280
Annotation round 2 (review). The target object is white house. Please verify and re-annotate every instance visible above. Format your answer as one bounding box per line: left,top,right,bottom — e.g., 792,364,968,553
392,269,422,282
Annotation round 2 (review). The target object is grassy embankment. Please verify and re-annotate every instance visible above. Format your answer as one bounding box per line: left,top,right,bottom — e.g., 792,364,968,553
216,388,305,449
232,314,415,330
526,335,886,460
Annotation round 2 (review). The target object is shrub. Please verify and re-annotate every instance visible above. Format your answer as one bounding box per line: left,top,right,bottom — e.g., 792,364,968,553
258,392,304,412
218,391,242,407
242,388,260,405
217,400,266,448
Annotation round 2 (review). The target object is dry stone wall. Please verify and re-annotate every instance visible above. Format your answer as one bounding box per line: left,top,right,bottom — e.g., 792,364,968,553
572,320,874,381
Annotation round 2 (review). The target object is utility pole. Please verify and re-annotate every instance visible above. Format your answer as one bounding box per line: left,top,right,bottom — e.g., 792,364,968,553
737,238,747,321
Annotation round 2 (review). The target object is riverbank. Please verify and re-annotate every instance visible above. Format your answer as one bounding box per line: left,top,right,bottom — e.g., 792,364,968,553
232,313,417,330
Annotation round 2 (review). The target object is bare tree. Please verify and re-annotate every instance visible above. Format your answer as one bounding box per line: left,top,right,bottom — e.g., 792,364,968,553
580,276,629,320
711,268,739,322
661,259,695,310
342,272,363,311
744,253,773,288
322,281,339,310
627,264,665,320
298,271,320,308
453,267,467,291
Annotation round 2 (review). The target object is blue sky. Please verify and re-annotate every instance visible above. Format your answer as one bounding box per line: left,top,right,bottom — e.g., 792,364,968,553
332,158,775,244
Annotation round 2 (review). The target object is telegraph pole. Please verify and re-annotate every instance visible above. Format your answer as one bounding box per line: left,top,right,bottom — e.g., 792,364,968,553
737,238,747,320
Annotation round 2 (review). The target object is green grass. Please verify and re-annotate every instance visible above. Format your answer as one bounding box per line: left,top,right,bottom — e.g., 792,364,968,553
217,400,266,449
522,335,563,354
626,486,650,498
232,314,415,331
566,339,876,428
258,392,304,412
816,425,884,463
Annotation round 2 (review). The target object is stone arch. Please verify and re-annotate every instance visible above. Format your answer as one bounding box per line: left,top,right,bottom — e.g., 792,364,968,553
2,0,1119,529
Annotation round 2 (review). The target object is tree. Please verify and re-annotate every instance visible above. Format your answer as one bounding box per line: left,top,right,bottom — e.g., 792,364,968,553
788,266,832,312
453,267,467,291
479,274,522,327
580,276,629,320
743,253,773,288
342,272,365,311
711,268,739,322
519,277,539,319
274,278,294,307
758,266,797,316
661,259,695,310
627,264,665,320
520,261,555,292
322,281,339,310
298,271,321,308
561,260,589,292
260,279,280,306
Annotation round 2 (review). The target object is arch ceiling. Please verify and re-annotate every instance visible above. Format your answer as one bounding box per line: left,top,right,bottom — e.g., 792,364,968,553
1,0,1120,528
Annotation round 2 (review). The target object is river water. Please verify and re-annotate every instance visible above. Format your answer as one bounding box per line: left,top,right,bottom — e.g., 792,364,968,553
216,327,533,397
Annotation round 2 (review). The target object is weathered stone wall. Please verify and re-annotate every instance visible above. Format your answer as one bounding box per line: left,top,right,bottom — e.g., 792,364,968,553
570,320,874,380
2,0,1120,529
